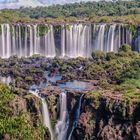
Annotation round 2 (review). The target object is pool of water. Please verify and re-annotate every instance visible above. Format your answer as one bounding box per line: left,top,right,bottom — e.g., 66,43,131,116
0,72,92,91
44,71,91,91
59,80,91,91
44,71,62,83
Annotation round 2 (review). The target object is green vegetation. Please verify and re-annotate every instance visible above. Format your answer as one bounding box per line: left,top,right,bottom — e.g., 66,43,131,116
18,1,140,18
88,91,103,108
0,1,139,25
90,44,140,102
0,84,45,140
37,25,50,37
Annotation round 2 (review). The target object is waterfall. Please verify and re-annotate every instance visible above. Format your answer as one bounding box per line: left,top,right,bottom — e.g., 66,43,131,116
12,26,16,56
44,25,56,57
0,76,12,85
29,89,84,140
61,25,65,57
18,25,22,57
135,27,140,52
1,24,5,58
0,23,135,58
24,26,28,57
55,92,69,140
29,25,34,56
106,25,116,52
33,25,38,54
36,26,41,54
96,24,106,51
42,98,54,140
6,24,11,58
29,90,54,140
68,94,84,140
63,24,92,58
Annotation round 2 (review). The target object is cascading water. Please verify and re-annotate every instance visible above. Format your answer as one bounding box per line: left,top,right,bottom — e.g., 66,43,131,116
0,23,134,58
41,98,54,140
29,89,54,140
0,76,12,85
62,24,92,58
29,25,34,56
44,25,56,57
61,25,65,57
107,25,116,52
29,88,85,140
6,24,11,58
135,27,140,52
68,94,84,140
96,24,106,51
55,92,69,140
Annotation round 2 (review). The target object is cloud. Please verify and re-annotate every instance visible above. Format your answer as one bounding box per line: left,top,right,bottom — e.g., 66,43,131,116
0,0,102,9
0,0,44,9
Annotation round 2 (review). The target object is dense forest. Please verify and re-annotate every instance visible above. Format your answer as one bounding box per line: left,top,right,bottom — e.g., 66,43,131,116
0,0,140,24
18,1,140,18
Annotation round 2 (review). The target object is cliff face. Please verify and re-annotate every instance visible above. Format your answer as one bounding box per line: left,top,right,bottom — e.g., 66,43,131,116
73,93,140,140
2,83,140,140
1,54,140,140
41,90,140,140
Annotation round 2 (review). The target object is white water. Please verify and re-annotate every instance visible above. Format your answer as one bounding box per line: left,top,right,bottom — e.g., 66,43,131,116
0,76,12,85
6,24,11,58
62,24,92,58
55,92,69,140
44,25,56,57
0,23,133,58
61,25,66,57
29,25,34,56
24,26,28,57
107,25,116,52
29,88,83,140
135,27,140,52
18,25,22,57
29,89,54,140
96,24,106,51
68,94,84,140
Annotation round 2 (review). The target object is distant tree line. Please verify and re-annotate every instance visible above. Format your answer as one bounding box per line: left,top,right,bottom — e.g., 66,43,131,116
14,0,140,19
0,0,140,24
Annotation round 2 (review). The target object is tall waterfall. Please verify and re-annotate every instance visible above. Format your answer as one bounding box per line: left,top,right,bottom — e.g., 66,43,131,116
0,76,12,85
29,89,85,140
107,25,116,52
0,23,134,58
29,89,54,140
135,27,140,52
68,94,84,140
96,24,106,51
55,92,69,140
61,24,92,58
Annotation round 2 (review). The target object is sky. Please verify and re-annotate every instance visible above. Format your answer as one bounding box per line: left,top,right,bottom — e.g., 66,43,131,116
0,0,98,9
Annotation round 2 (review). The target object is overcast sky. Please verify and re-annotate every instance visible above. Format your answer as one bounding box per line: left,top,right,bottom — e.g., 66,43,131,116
0,0,110,9
0,0,97,4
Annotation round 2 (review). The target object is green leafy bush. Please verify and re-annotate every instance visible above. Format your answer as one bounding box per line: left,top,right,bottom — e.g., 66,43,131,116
91,50,105,60
0,84,45,140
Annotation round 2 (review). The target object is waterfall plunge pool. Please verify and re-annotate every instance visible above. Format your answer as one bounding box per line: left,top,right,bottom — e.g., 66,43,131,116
0,72,92,91
30,71,92,91
0,74,88,140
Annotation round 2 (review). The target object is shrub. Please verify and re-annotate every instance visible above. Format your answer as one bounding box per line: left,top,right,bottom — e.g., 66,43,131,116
91,50,105,60
106,52,116,61
25,76,33,81
119,44,132,52
0,84,45,140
